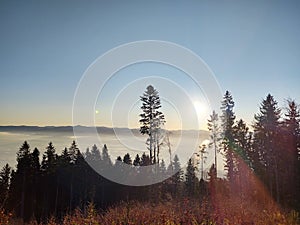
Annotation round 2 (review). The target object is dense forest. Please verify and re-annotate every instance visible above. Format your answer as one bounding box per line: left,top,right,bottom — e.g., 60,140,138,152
0,89,299,224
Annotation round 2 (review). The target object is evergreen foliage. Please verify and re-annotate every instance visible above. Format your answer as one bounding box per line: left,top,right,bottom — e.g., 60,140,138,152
139,85,165,164
1,90,300,222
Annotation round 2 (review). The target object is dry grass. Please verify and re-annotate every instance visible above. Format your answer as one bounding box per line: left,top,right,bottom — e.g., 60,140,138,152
2,199,298,225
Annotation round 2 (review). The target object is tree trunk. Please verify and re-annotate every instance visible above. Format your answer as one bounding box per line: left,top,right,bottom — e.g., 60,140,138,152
214,139,217,177
21,174,25,224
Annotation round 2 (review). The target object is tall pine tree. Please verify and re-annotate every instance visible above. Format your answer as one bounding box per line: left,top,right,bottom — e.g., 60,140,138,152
139,85,165,164
282,99,300,207
0,163,11,208
207,110,220,177
220,91,236,183
253,94,281,203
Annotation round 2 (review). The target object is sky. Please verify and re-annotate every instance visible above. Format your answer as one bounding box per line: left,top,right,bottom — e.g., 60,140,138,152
0,0,300,130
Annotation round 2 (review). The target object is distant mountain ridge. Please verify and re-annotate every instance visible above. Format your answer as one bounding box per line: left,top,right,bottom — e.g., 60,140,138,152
0,125,209,136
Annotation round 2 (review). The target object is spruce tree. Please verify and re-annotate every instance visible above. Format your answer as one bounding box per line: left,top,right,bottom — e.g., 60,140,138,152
253,94,281,202
11,141,41,222
123,153,132,165
41,142,56,172
232,119,252,195
171,154,183,197
91,144,101,161
16,141,32,221
140,152,151,166
68,140,79,164
101,144,112,167
283,99,300,207
139,85,165,164
159,159,167,179
87,144,101,172
0,163,11,207
133,154,141,166
185,158,198,196
233,119,251,165
220,91,236,183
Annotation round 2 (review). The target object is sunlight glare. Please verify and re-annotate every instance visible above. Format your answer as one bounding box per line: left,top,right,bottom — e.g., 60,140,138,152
193,101,207,116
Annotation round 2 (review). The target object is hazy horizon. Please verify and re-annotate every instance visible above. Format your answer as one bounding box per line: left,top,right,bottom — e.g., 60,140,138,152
0,124,210,131
0,128,225,178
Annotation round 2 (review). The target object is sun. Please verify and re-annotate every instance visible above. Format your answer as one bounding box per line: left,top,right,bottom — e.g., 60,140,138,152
193,101,207,116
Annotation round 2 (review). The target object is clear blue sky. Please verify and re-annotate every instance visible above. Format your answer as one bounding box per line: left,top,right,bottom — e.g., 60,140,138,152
0,0,299,129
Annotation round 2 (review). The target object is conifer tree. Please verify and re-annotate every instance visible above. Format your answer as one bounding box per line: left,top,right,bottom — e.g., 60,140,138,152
85,147,92,162
42,142,56,172
69,141,79,164
139,85,165,164
17,141,31,221
133,154,141,166
207,110,220,177
116,156,122,164
0,163,11,207
253,94,281,202
233,119,252,165
86,144,101,172
10,141,40,222
91,144,101,161
101,144,112,167
140,152,151,166
232,119,252,194
185,158,198,196
123,153,132,165
283,99,300,206
171,154,183,196
220,91,236,183
30,147,40,215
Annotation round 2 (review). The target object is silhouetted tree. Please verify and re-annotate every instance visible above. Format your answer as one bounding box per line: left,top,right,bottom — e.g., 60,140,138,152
41,143,59,219
61,147,70,163
220,91,237,184
170,154,183,197
8,141,41,222
253,94,281,203
30,147,41,220
185,158,198,196
123,153,132,165
16,141,31,221
282,99,300,207
0,163,11,208
102,144,112,166
41,142,56,172
233,120,252,166
85,144,101,173
140,152,151,166
68,141,79,164
122,153,135,187
133,154,141,166
91,144,101,161
232,119,252,195
85,147,92,161
139,85,165,164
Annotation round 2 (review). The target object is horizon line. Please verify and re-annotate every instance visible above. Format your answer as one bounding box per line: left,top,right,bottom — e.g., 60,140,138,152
0,124,209,132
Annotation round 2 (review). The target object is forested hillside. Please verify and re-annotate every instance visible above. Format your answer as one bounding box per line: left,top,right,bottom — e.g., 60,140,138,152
0,91,299,224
